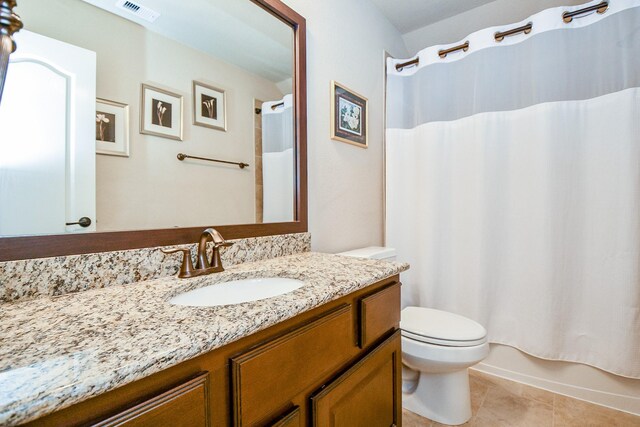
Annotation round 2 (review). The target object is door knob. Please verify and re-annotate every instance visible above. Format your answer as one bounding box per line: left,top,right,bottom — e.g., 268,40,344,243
66,217,92,227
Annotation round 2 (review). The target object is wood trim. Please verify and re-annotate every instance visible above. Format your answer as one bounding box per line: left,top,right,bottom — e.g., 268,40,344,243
0,222,306,261
92,371,210,427
0,0,307,262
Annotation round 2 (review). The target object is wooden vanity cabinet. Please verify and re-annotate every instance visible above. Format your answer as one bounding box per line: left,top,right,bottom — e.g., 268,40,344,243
27,276,401,427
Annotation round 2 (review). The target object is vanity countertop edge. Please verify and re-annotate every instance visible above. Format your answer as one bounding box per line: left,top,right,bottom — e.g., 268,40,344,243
0,252,409,426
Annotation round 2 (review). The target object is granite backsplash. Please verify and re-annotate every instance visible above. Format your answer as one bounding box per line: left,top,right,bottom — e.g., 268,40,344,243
0,232,311,302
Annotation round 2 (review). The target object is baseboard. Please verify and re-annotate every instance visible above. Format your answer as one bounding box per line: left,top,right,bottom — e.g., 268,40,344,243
471,363,640,416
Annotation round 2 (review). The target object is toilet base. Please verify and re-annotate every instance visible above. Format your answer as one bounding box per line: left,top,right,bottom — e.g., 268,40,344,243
402,368,472,426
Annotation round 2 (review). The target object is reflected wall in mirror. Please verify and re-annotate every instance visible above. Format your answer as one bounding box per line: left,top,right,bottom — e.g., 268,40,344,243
0,0,297,239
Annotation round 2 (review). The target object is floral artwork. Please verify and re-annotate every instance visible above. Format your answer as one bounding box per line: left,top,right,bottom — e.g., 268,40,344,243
96,111,116,142
152,99,172,128
140,84,183,141
193,81,226,131
331,81,368,148
338,97,362,136
96,99,129,157
201,94,217,120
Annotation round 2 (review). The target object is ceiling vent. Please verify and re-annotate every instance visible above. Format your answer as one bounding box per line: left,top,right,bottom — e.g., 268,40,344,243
115,0,160,22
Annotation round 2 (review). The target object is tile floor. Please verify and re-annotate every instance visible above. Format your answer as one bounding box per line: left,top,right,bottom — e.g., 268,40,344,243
402,370,640,427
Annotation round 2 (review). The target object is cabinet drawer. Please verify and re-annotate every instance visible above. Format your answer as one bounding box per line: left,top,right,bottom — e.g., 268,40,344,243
93,372,210,427
311,330,402,427
359,282,401,348
231,305,354,426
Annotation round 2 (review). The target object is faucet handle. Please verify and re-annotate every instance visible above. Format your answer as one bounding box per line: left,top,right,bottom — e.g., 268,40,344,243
161,247,196,278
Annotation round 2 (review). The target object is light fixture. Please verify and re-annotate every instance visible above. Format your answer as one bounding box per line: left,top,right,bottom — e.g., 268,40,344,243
0,0,23,104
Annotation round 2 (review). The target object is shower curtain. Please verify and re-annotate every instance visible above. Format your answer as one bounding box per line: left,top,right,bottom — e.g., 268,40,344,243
262,94,294,223
386,0,640,378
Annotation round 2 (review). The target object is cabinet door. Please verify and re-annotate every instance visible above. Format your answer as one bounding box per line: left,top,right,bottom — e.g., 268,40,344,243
231,304,354,426
311,331,401,427
92,372,210,427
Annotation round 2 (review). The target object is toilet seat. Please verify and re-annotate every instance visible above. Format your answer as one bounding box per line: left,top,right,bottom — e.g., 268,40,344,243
401,307,487,347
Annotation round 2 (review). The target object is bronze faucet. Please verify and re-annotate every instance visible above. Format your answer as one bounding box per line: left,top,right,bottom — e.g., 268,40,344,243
161,228,233,278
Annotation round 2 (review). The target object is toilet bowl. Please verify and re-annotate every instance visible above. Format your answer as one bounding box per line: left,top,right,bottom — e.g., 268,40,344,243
401,306,489,425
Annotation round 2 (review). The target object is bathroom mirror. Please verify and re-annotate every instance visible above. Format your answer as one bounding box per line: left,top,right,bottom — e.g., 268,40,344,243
0,0,307,261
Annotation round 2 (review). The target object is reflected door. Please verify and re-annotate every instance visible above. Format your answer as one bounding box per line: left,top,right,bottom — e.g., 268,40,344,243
0,30,96,236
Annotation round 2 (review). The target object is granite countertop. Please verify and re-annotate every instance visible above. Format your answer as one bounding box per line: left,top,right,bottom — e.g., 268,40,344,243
0,252,409,426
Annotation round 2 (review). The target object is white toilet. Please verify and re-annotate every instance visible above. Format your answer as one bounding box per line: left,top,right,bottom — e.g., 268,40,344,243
401,306,489,425
338,246,489,426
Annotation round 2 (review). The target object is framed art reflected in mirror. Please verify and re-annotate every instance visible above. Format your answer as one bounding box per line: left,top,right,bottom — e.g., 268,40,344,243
140,84,183,141
96,98,130,157
193,81,227,131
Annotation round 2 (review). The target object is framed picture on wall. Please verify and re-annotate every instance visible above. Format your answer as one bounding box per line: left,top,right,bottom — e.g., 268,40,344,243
140,83,183,141
330,80,368,148
193,81,227,131
95,98,130,157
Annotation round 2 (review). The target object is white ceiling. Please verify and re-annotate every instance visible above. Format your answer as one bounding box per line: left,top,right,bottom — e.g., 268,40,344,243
370,0,499,34
81,0,293,83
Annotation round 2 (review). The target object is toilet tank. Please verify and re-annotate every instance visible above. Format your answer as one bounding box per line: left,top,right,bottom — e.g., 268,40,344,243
337,246,396,262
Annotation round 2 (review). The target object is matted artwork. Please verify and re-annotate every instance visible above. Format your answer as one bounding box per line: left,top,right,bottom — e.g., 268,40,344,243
140,83,183,141
96,98,130,157
330,80,368,148
193,81,227,131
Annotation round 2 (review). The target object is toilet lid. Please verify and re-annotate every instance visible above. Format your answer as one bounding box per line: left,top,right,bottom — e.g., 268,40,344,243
401,306,487,347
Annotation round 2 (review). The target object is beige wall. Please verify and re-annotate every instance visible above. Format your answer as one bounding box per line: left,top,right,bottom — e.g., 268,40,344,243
402,0,589,55
20,0,286,231
282,0,408,253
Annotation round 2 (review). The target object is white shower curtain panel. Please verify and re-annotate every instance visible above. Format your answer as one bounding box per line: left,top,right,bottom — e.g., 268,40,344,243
386,0,640,378
262,95,294,223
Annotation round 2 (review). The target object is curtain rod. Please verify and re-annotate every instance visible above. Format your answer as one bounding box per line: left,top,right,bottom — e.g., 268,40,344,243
495,22,532,42
394,1,610,72
438,41,469,58
395,57,419,71
563,1,608,23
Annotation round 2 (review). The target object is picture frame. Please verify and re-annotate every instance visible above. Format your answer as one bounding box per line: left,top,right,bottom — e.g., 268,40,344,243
95,98,130,157
140,83,183,141
330,80,368,148
192,80,227,131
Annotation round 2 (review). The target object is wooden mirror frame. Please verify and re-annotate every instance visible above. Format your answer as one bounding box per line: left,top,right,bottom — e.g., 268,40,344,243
0,0,307,262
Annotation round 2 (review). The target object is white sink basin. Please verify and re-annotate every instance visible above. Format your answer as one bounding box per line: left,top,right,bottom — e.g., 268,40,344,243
169,277,304,307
